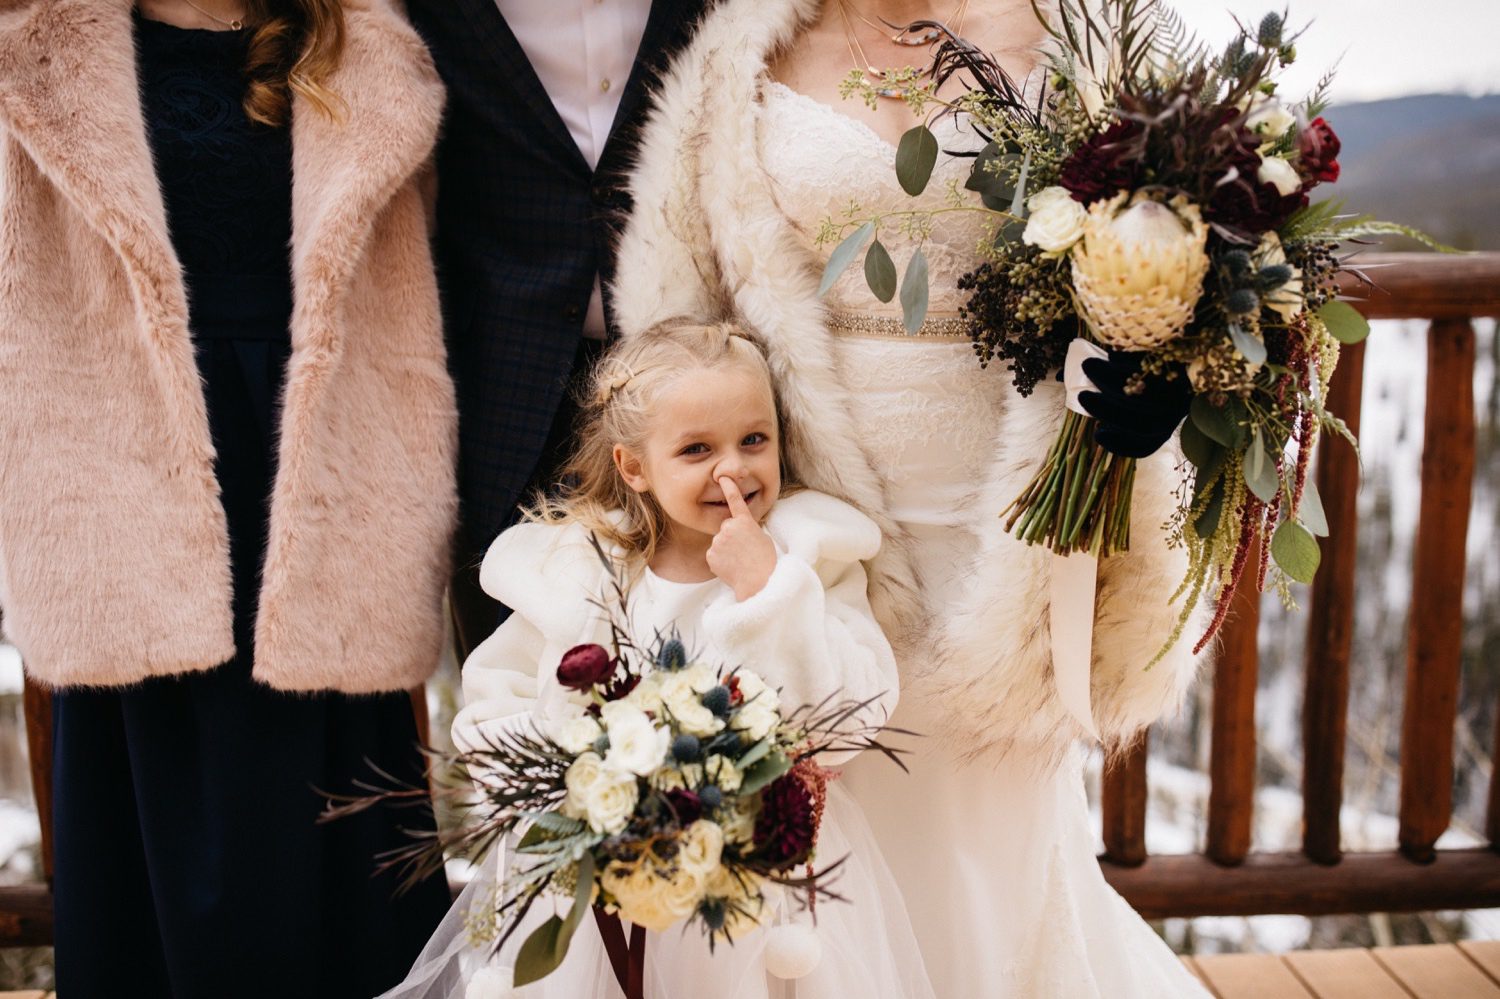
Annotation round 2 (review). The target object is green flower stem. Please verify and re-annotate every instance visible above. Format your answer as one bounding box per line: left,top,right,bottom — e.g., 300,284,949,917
1003,410,1137,557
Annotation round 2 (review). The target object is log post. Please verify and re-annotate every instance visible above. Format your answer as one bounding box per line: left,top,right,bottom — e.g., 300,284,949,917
1207,535,1262,866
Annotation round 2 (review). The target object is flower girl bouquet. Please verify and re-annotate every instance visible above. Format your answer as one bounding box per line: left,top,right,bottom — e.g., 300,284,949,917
818,0,1448,654
323,552,906,997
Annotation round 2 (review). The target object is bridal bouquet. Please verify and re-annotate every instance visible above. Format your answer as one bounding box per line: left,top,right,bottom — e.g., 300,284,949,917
818,0,1445,652
323,550,905,994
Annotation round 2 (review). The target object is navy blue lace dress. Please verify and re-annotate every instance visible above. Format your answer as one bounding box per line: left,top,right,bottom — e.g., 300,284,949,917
48,18,450,998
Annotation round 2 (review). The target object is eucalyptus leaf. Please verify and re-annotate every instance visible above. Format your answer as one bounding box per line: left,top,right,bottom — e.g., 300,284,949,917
1190,396,1247,449
1244,437,1278,503
864,240,897,303
1229,323,1268,366
1008,148,1033,218
1317,300,1371,345
738,750,792,797
900,248,930,334
514,852,597,986
1271,519,1321,583
1300,480,1330,537
896,125,940,196
735,735,773,771
965,143,1019,211
818,222,874,298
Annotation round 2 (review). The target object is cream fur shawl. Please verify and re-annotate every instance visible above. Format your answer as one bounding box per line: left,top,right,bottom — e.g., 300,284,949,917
611,0,1207,760
0,0,457,693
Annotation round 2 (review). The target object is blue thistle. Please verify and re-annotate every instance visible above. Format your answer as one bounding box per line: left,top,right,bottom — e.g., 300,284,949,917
656,638,688,672
698,785,724,811
701,685,732,716
672,733,703,763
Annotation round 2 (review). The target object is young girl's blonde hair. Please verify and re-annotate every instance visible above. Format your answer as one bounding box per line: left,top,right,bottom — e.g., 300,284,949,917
528,318,790,565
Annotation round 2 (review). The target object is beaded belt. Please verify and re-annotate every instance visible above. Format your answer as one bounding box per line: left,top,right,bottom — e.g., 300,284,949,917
825,310,970,341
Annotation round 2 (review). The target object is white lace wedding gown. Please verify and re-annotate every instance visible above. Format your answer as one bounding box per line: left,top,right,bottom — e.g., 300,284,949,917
758,81,1212,998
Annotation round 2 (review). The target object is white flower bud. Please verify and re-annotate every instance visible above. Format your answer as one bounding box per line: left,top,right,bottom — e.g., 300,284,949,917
1257,155,1301,197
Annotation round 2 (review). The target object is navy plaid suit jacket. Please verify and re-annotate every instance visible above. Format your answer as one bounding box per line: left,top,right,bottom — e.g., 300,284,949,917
407,0,712,567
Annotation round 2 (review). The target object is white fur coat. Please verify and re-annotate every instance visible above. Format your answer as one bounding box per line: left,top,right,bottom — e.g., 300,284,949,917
609,0,1206,759
0,0,457,692
452,490,899,768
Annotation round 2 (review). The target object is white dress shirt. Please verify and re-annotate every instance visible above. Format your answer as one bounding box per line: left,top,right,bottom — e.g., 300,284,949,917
498,0,653,337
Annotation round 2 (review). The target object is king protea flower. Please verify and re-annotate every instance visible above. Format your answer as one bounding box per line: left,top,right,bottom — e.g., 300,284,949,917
1070,192,1211,349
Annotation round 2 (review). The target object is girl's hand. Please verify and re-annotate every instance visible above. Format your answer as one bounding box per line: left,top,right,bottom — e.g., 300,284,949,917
707,477,778,601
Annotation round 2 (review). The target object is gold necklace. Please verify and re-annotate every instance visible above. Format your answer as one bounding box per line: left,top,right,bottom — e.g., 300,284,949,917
181,0,246,31
836,0,969,99
845,0,971,46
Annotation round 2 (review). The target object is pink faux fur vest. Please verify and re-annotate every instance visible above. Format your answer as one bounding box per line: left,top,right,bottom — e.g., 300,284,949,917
0,0,458,693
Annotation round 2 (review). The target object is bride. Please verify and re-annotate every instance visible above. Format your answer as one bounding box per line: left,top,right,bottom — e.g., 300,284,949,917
611,0,1213,994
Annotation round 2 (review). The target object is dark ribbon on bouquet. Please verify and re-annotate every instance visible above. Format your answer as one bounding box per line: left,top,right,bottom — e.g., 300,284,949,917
593,909,646,999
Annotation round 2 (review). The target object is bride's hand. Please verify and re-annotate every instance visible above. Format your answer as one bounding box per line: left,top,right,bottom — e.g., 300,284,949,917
707,477,777,601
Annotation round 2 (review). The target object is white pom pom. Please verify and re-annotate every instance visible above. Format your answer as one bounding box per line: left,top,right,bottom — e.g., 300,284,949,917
465,965,517,999
763,924,822,979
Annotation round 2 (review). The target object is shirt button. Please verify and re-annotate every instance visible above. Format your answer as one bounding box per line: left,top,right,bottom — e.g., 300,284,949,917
599,78,612,93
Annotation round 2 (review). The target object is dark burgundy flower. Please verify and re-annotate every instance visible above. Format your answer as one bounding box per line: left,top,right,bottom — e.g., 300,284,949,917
1058,120,1144,205
1205,126,1307,234
601,671,641,702
752,774,817,870
1299,116,1341,184
556,643,615,691
664,788,703,825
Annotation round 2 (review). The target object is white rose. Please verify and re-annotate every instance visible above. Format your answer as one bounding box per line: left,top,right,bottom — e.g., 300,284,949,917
600,701,671,777
661,676,724,738
604,862,679,932
703,754,743,793
1256,155,1301,197
1254,232,1305,321
733,702,780,742
1242,93,1296,140
551,715,603,755
563,752,638,834
677,820,726,877
1022,186,1089,255
624,672,664,715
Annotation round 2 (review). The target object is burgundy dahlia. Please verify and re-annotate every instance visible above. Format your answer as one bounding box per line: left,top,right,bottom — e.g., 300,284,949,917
752,774,817,870
1058,120,1143,204
1205,126,1306,234
1299,116,1341,184
556,643,615,691
665,788,703,825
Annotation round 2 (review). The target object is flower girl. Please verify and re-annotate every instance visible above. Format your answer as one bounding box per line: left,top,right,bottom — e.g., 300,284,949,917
385,320,934,999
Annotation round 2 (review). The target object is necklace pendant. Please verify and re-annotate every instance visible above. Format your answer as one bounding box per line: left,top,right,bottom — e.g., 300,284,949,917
892,28,940,46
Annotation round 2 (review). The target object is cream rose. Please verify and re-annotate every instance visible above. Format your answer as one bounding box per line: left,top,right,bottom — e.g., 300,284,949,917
1022,186,1089,255
658,672,723,738
1256,155,1301,197
600,701,671,777
551,715,603,755
604,861,678,932
1242,92,1296,140
677,820,726,877
659,866,708,921
563,752,639,835
703,754,743,793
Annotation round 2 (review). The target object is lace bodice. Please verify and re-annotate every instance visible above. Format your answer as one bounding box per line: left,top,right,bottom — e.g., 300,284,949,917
757,81,1009,589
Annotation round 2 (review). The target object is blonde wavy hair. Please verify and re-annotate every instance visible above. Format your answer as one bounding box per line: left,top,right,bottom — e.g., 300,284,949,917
528,318,794,566
241,0,347,127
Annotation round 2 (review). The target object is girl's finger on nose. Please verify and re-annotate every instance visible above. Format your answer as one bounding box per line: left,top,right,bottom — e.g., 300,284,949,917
717,476,754,518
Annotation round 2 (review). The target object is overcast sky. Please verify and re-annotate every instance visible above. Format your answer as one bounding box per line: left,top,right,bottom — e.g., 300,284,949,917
1163,0,1500,103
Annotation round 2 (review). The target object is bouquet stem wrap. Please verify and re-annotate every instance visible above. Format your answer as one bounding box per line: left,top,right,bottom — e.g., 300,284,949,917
1002,408,1136,559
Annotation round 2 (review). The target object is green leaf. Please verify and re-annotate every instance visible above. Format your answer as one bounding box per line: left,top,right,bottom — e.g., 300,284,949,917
1229,323,1268,366
818,222,874,298
964,143,1019,211
1180,418,1217,469
1299,480,1330,537
1244,434,1279,503
735,735,773,771
1190,396,1247,449
1271,519,1321,584
738,749,792,796
864,240,897,303
516,812,585,851
1317,300,1371,345
900,248,930,334
1194,476,1226,540
514,852,596,986
896,125,940,196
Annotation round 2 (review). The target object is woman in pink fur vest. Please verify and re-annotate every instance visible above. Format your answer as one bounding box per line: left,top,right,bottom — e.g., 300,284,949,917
0,0,457,994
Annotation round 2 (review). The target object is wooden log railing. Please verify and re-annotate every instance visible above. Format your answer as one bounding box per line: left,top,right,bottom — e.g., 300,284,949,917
2,253,1498,947
1101,251,1500,919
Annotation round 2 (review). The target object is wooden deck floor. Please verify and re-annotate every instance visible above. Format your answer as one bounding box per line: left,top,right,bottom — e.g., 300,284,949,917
1185,941,1500,998
6,943,1500,999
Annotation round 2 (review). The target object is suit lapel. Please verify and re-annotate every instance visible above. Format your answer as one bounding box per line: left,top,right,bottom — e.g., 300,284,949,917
451,0,589,173
597,0,707,177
